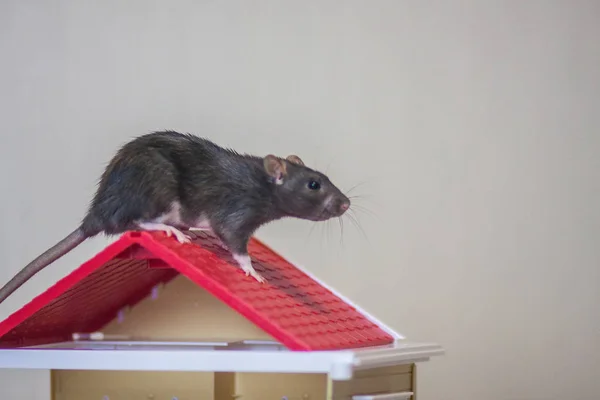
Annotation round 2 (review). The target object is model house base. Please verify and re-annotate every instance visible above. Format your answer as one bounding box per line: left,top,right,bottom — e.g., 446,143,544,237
50,364,416,400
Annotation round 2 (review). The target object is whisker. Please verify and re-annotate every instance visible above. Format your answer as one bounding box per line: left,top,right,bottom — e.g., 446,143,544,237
348,194,374,200
347,188,382,207
338,216,345,247
320,221,326,252
345,181,368,195
350,204,378,219
346,210,370,244
347,193,377,206
305,219,320,245
348,196,378,208
351,203,375,213
350,207,379,219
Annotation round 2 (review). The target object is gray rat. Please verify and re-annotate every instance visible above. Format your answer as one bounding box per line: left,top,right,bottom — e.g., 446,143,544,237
0,130,350,303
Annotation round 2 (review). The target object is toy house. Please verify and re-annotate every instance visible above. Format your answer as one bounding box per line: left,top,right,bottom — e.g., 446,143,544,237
0,230,444,400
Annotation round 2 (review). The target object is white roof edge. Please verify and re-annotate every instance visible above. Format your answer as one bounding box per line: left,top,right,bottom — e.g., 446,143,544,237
0,341,443,380
272,254,404,340
0,348,350,376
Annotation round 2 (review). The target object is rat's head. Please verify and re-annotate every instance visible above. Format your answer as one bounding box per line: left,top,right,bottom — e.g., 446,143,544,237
263,154,350,221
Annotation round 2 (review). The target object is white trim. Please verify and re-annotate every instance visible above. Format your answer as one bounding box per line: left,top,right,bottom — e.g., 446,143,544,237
353,392,414,400
352,342,444,370
270,253,404,340
0,348,355,378
0,340,443,380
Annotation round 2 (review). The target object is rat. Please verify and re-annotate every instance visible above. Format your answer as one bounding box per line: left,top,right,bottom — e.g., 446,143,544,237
0,130,350,303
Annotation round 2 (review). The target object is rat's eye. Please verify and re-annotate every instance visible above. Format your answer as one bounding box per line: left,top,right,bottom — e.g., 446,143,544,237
307,180,321,190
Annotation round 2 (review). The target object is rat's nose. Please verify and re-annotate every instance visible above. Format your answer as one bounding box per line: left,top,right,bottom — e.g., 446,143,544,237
340,200,350,212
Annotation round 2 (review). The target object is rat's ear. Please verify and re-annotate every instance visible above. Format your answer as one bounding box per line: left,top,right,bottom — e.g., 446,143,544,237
263,154,287,184
286,155,305,166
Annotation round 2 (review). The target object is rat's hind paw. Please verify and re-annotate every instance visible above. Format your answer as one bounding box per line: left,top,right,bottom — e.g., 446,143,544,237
138,222,192,244
246,268,266,283
233,253,267,283
169,228,192,244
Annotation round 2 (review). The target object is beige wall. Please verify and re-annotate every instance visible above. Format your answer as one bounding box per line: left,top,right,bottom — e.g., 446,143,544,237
1,1,599,399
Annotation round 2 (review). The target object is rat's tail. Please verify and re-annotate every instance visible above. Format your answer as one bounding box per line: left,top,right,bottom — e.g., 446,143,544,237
0,227,88,304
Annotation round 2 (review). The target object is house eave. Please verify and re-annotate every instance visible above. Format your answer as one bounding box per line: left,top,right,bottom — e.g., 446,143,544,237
0,339,443,380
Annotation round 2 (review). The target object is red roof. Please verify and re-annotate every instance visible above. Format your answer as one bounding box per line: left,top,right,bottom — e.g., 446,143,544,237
0,231,394,351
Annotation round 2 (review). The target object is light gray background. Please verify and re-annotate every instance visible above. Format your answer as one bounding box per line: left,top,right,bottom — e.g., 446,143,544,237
1,1,599,399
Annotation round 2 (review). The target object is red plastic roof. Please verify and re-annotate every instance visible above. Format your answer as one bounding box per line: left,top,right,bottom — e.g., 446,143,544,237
0,231,394,351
